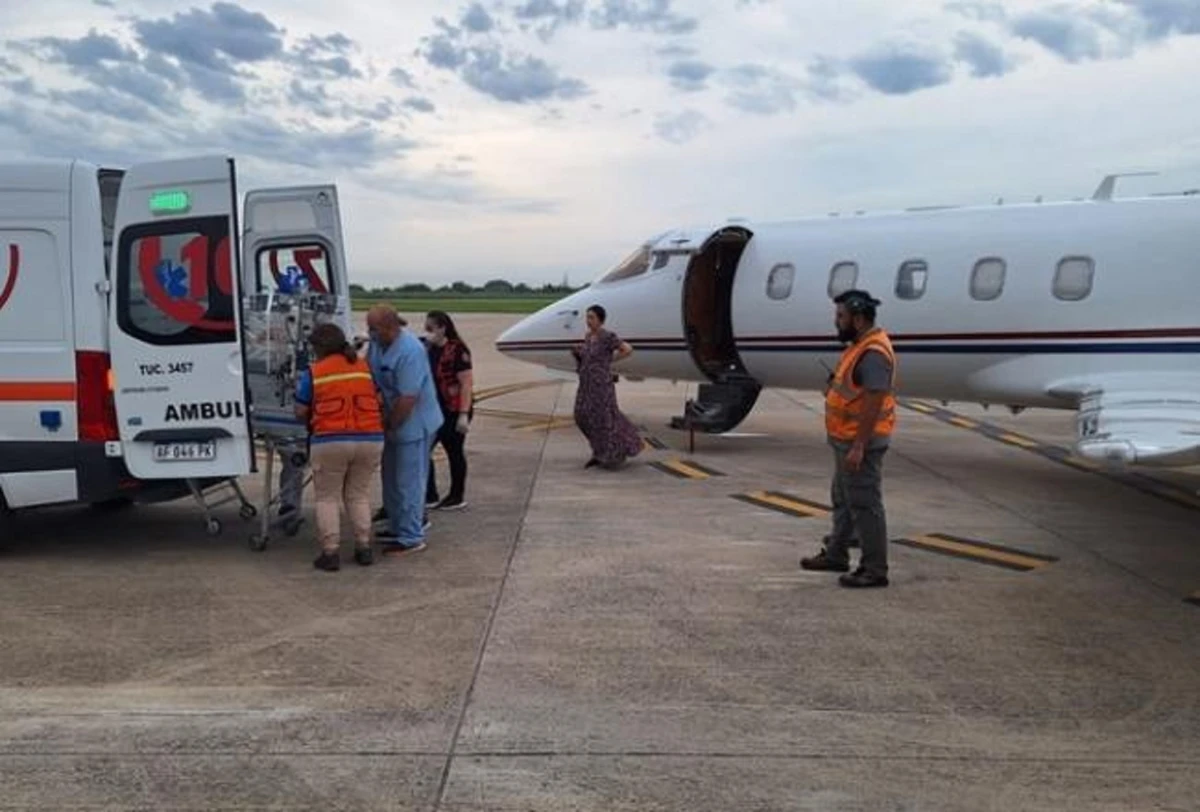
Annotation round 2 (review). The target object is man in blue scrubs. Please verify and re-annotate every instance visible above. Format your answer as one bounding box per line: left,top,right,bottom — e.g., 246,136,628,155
366,305,444,554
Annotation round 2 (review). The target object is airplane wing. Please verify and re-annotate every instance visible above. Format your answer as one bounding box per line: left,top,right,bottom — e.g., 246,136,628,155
1071,379,1200,467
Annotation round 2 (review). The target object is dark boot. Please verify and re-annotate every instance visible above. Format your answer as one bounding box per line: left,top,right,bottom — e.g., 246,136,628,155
313,551,340,572
800,548,850,572
839,567,889,588
354,546,374,567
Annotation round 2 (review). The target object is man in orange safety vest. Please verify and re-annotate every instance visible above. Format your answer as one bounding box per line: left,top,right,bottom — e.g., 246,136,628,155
801,289,896,588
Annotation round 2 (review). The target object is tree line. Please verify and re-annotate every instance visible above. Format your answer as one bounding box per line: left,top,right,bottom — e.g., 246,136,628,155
350,280,584,296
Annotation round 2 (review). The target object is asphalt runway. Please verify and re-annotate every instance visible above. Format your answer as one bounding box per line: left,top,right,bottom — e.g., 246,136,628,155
1,314,1197,810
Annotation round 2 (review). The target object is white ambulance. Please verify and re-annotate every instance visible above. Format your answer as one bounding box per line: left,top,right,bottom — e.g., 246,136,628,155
0,156,352,532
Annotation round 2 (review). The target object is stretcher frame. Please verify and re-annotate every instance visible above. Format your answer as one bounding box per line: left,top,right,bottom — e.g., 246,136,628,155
238,286,344,551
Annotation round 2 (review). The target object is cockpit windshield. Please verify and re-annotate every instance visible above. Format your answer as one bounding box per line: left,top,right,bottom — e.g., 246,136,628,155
595,244,651,284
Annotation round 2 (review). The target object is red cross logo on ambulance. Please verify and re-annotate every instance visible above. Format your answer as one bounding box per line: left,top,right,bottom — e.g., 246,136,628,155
0,244,19,313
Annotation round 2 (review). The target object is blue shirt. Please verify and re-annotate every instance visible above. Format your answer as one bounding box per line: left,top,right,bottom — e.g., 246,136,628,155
368,329,444,443
294,367,385,445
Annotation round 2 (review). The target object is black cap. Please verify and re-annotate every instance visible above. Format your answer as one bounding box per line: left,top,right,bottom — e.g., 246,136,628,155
833,288,880,314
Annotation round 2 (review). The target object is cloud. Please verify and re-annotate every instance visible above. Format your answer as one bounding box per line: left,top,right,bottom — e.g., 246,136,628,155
721,64,804,114
946,1,1008,23
92,0,115,7
1009,8,1113,62
1118,0,1200,37
424,30,469,69
0,3,412,176
460,45,589,102
849,42,954,95
589,0,698,35
508,0,696,39
125,2,287,104
390,66,416,87
133,2,284,73
657,43,694,58
654,109,708,144
419,23,588,103
461,3,496,33
15,30,182,113
291,32,363,80
512,0,586,40
805,56,854,102
211,118,416,171
991,1,1200,64
25,29,138,67
954,32,1012,77
667,59,714,92
403,96,437,112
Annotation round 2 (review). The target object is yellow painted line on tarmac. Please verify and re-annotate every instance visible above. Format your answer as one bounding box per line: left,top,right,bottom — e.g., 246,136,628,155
894,533,1059,572
472,380,561,403
1062,455,1101,471
733,491,830,518
515,416,576,432
475,407,552,421
651,458,720,480
999,432,1040,449
901,399,1200,516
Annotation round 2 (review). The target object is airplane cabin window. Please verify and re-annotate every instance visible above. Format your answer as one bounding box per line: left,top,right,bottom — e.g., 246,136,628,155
970,257,1006,301
895,260,928,300
766,263,795,300
652,251,670,271
1053,256,1095,301
598,245,651,283
828,261,858,298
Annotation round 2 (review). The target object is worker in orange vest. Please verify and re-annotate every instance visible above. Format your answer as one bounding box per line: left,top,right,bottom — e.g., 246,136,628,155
295,323,386,572
801,289,896,588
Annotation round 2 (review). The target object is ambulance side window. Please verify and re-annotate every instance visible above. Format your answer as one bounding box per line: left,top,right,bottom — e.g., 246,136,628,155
255,243,334,295
115,216,236,346
98,170,123,275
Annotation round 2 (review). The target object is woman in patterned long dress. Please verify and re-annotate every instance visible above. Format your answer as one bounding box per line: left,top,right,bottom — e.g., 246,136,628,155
572,305,643,469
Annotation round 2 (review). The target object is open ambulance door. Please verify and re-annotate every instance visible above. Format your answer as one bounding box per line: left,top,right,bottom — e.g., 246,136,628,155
241,185,350,325
108,156,255,480
240,185,351,440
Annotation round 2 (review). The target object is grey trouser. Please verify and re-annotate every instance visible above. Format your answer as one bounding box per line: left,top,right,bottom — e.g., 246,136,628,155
280,450,305,511
825,440,889,577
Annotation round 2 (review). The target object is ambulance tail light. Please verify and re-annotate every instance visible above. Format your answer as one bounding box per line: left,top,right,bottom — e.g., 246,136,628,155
76,350,119,442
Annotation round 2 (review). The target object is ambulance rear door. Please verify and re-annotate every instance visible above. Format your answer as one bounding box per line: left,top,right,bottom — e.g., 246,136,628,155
241,185,350,328
108,156,254,479
240,185,351,438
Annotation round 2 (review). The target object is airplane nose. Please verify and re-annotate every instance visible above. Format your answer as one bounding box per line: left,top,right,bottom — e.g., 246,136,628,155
495,295,583,371
496,315,533,348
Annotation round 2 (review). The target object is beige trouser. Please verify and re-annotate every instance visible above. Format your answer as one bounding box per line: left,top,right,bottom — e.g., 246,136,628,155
309,440,384,553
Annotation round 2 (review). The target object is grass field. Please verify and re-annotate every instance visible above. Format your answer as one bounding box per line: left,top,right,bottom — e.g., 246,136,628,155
351,295,559,315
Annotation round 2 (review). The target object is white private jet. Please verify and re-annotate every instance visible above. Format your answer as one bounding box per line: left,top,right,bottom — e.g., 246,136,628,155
495,175,1200,468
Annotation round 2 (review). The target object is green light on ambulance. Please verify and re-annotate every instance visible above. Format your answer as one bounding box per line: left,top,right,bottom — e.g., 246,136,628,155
149,189,191,215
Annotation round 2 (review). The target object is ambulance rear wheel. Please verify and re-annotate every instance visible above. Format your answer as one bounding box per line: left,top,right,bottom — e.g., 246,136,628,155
248,533,267,552
205,518,222,537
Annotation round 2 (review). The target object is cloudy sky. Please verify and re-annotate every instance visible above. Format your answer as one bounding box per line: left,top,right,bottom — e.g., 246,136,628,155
2,0,1199,288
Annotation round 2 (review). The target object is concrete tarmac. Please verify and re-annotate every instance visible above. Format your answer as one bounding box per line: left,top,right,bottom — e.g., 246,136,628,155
1,314,1198,810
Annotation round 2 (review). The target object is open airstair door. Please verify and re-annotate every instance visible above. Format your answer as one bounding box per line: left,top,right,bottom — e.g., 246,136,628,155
240,185,351,441
109,156,255,480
